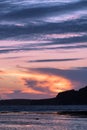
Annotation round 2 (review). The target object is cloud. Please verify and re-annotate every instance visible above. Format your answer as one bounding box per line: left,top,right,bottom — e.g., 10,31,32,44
0,66,87,99
0,0,87,41
1,56,22,60
6,90,51,99
0,0,87,99
0,0,87,20
29,58,82,63
54,44,87,49
0,18,87,40
30,67,87,89
0,0,87,56
0,41,86,55
23,78,50,93
0,70,6,74
18,70,72,96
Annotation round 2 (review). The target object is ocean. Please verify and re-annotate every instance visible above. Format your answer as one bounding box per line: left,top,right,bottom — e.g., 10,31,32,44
0,105,87,130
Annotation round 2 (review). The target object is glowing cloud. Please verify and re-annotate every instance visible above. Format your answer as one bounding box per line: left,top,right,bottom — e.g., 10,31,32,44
0,69,72,98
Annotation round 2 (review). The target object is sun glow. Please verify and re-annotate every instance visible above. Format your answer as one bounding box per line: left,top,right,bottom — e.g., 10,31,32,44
0,69,72,98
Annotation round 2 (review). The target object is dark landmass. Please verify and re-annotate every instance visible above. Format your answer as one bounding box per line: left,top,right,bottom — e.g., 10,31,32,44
58,111,87,116
0,86,87,105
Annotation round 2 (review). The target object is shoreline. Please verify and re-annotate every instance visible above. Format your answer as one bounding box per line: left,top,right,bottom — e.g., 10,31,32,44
0,105,87,114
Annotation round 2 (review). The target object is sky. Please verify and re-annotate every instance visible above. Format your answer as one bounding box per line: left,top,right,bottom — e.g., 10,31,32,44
0,0,87,99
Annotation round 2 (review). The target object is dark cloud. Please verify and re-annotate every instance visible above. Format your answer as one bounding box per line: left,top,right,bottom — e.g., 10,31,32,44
0,0,87,41
0,0,87,20
54,44,87,49
6,90,50,99
0,42,87,54
4,77,53,98
0,42,41,54
0,18,87,40
30,67,87,89
23,78,50,93
29,58,82,63
52,35,87,45
41,44,87,51
0,56,22,60
76,67,87,70
0,70,6,74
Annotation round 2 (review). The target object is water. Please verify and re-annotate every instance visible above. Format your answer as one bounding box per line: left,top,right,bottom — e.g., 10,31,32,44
0,105,87,130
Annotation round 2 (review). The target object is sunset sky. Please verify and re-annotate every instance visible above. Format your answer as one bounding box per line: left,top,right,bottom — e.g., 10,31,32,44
0,0,87,99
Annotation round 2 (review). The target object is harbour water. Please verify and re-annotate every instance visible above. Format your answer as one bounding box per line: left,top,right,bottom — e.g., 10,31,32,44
0,105,87,130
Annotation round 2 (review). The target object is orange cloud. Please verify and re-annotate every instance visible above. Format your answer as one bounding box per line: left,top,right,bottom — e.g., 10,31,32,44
19,71,72,95
0,70,6,74
0,69,73,98
0,88,13,94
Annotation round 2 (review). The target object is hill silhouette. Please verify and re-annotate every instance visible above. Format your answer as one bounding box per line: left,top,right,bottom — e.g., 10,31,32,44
0,86,87,105
56,86,87,105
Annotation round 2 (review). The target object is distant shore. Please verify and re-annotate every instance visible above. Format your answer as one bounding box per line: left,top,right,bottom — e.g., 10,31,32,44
0,105,87,114
0,86,87,106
